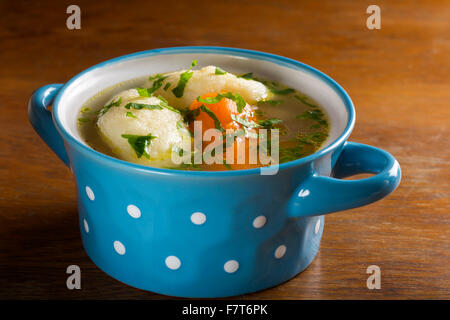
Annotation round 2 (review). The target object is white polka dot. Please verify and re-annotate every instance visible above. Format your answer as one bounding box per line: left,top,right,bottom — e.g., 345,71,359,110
83,219,89,233
224,260,239,273
127,204,141,219
274,245,286,259
315,218,321,234
165,256,181,270
113,241,126,255
252,215,267,229
191,212,206,225
298,189,310,197
85,186,95,201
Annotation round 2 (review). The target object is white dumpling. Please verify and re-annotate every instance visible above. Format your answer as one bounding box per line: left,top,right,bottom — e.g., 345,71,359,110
143,66,271,109
97,89,191,167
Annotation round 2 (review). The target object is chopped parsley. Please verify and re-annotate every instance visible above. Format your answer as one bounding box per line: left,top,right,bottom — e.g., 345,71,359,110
222,129,245,148
172,146,187,157
172,59,197,98
121,133,157,159
197,92,246,113
269,87,295,95
296,131,328,148
279,146,307,163
124,96,180,114
296,109,328,127
148,74,164,81
258,118,283,129
99,97,122,116
257,99,284,106
136,87,152,97
181,107,200,123
126,112,137,118
137,74,168,97
77,117,91,124
231,114,260,128
163,82,171,91
258,79,295,95
199,104,225,132
223,163,232,170
294,95,318,108
254,109,266,117
247,75,296,96
215,67,227,75
238,72,254,80
157,95,180,113
278,131,328,163
124,102,163,110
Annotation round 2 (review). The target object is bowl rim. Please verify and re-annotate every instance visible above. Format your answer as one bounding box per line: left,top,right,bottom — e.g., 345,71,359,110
52,46,355,176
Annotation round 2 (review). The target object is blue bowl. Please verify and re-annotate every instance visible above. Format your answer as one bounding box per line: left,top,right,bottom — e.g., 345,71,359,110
28,47,401,297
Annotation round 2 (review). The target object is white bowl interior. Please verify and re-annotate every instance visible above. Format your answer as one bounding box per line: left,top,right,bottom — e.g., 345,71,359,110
57,52,349,151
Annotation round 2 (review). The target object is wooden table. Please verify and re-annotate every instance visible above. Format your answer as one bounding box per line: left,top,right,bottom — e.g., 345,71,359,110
0,0,448,299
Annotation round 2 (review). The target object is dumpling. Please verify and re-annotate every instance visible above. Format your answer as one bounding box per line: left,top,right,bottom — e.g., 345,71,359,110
143,66,271,109
97,89,191,167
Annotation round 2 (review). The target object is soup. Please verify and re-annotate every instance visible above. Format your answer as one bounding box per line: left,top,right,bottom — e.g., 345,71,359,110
77,61,329,170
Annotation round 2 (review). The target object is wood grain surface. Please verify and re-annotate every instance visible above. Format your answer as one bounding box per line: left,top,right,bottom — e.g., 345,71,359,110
0,0,449,299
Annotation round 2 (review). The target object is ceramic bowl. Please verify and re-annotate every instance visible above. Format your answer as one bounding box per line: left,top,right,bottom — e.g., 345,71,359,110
28,47,401,297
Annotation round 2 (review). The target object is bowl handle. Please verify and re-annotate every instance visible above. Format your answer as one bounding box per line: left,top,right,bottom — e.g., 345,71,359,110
287,141,401,217
28,84,69,167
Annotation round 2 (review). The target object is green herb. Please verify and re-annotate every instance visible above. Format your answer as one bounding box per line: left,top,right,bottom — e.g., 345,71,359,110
181,107,200,123
197,92,246,113
215,67,227,75
139,74,168,97
279,146,307,163
137,87,152,97
163,82,171,91
165,149,201,170
257,99,284,106
296,131,328,147
148,74,163,81
278,131,328,163
251,76,295,95
294,95,318,108
126,112,137,118
172,59,198,98
99,97,122,116
81,107,91,113
254,109,266,117
124,102,163,110
172,146,187,157
121,133,157,159
258,118,283,129
157,95,180,113
238,72,253,80
157,95,168,104
124,97,180,114
222,129,246,148
199,104,225,132
77,117,91,123
296,109,328,127
269,87,295,95
223,163,232,170
230,114,260,128
149,75,168,93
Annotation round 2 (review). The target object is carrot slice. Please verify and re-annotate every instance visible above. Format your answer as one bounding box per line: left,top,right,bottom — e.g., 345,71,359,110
189,92,255,133
189,92,264,169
